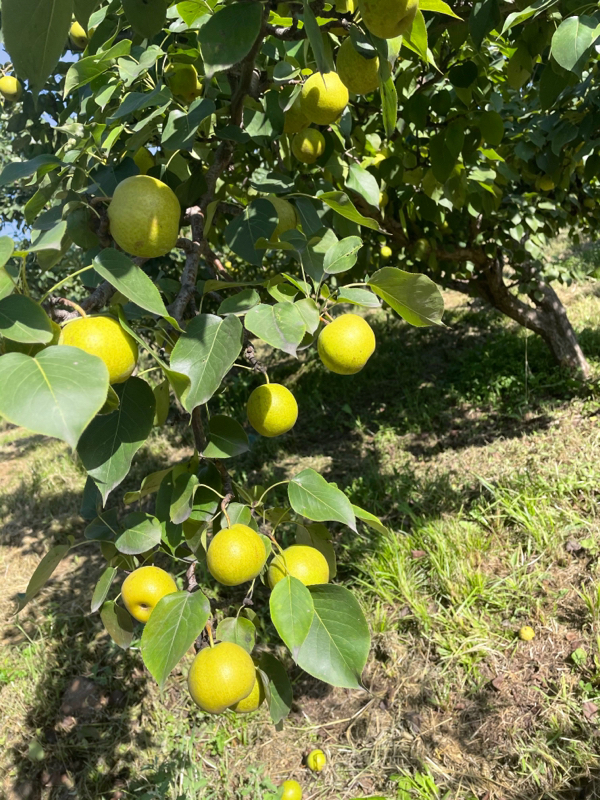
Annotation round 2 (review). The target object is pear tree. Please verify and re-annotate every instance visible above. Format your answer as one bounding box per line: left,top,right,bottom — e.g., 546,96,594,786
0,0,594,720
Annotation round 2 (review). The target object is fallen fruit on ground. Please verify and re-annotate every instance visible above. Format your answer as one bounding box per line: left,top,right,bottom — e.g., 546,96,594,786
300,71,349,125
518,625,535,641
306,748,327,772
358,0,418,38
207,523,267,586
336,38,380,95
247,383,298,437
59,315,138,384
268,545,330,588
188,641,256,713
281,779,303,800
121,566,177,623
229,672,265,713
292,129,326,164
0,76,22,102
318,313,376,375
108,175,181,258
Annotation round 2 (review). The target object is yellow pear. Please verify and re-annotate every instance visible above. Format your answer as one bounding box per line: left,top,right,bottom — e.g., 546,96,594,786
281,781,303,800
284,95,310,134
317,313,375,375
133,146,155,175
108,175,181,258
166,63,203,103
380,245,392,259
292,129,325,164
188,642,256,713
207,523,267,586
121,566,177,623
306,749,327,772
59,315,138,384
358,0,418,38
336,38,380,95
229,672,265,713
70,21,90,49
247,383,298,437
267,545,329,589
300,71,349,125
0,76,22,102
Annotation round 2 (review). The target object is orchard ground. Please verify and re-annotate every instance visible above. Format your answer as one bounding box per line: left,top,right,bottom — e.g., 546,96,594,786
2,252,600,799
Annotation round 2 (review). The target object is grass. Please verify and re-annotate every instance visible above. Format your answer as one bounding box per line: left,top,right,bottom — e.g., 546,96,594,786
2,277,600,799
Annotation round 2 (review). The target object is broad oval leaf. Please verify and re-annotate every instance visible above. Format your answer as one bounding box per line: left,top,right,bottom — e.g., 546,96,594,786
17,544,70,611
0,347,109,448
91,566,117,613
2,0,73,96
270,576,315,660
93,249,172,321
352,504,389,536
288,468,356,531
0,295,54,343
170,472,199,525
368,267,445,327
224,199,278,266
203,414,250,459
77,377,156,503
115,513,162,555
216,616,256,653
551,16,600,76
296,585,370,689
347,164,380,209
161,98,216,151
258,653,293,725
141,590,211,688
245,302,306,357
198,2,263,79
317,192,381,231
122,0,167,38
218,288,261,316
337,287,381,308
101,600,134,649
0,237,15,270
323,236,363,275
0,155,63,187
170,313,243,412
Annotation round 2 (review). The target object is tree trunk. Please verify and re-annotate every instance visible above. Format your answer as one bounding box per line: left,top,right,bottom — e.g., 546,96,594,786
473,259,590,378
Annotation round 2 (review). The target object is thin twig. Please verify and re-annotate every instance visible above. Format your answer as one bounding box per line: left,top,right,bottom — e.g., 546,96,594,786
186,561,198,592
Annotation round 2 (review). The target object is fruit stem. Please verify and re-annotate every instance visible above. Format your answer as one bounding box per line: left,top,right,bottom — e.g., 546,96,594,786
264,371,270,384
40,264,94,303
206,621,215,648
56,298,88,319
252,480,289,509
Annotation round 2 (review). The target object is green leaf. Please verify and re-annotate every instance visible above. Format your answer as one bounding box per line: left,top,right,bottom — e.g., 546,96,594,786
63,40,132,96
122,0,167,38
378,59,398,139
0,155,63,187
501,0,555,33
216,617,256,653
203,414,250,459
270,576,315,659
551,16,600,76
2,0,73,97
0,266,18,302
93,250,172,321
218,289,261,316
27,221,68,254
91,566,117,613
161,98,216,152
323,236,363,275
0,237,15,269
224,200,278,266
346,164,380,209
115,513,163,554
419,0,462,18
302,0,329,74
170,472,199,524
258,653,293,725
153,378,170,426
170,313,243,412
0,347,109,448
85,509,119,541
294,298,320,334
0,295,54,343
318,192,380,231
124,468,172,504
469,0,501,49
100,600,134,649
74,0,101,28
403,10,428,61
245,302,306,357
141,590,210,688
198,2,263,79
368,267,445,327
17,544,70,611
77,377,156,503
352,504,388,535
337,287,380,308
296,585,370,688
288,468,356,531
